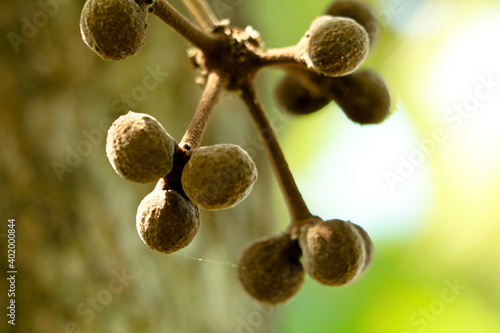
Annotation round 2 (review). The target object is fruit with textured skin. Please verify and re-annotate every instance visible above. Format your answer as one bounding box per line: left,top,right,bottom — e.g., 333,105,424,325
329,70,391,124
106,111,176,183
307,16,369,77
299,219,366,286
238,234,304,304
80,0,151,60
275,74,331,115
136,188,200,254
326,0,379,47
181,144,257,210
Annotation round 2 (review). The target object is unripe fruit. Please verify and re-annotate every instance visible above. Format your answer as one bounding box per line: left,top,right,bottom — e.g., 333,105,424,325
299,219,365,286
326,0,379,47
181,144,257,210
106,111,176,183
237,234,304,304
275,74,330,115
136,188,200,254
80,0,150,61
329,70,391,124
307,16,369,77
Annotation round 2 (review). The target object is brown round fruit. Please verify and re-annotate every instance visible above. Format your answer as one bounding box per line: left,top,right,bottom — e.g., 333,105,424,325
307,16,369,77
238,234,304,304
181,144,257,210
329,70,391,124
275,74,331,115
106,111,176,183
299,219,366,286
80,0,150,61
136,189,200,254
326,0,379,47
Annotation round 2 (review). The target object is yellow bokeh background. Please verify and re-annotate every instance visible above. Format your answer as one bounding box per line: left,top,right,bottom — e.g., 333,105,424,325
276,1,500,332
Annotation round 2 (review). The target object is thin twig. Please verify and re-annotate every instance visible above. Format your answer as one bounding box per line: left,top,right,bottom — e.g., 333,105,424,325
180,71,226,150
239,82,313,225
151,0,219,51
182,0,220,32
256,45,309,69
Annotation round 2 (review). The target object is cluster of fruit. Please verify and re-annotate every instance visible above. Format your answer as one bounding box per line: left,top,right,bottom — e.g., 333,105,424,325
238,218,374,304
106,111,257,253
80,0,391,304
275,1,390,124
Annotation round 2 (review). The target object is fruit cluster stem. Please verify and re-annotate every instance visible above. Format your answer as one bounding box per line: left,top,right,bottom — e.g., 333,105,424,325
151,0,219,51
182,0,220,32
240,82,313,224
256,46,307,68
152,1,318,231
180,71,226,151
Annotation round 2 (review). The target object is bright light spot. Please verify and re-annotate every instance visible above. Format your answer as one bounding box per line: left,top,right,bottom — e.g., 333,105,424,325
429,12,500,102
282,5,500,240
428,12,500,192
297,103,432,239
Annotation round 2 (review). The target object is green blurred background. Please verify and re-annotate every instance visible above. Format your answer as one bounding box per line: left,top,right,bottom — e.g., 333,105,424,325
1,0,500,332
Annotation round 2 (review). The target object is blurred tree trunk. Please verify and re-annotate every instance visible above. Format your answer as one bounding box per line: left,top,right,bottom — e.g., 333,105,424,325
0,1,283,332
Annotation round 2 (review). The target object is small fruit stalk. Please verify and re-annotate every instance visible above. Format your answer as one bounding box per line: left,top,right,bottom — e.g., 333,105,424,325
104,71,257,254
81,0,390,304
105,111,201,254
239,83,375,304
